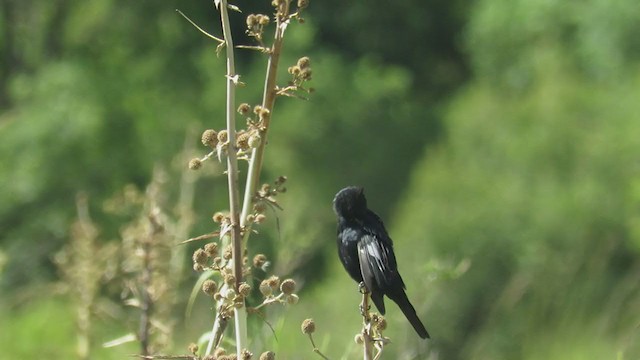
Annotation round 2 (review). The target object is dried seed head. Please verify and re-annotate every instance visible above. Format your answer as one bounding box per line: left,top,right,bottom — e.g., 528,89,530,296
223,245,233,260
259,108,270,120
374,315,387,332
297,0,309,9
236,131,251,150
288,65,301,76
203,356,216,360
188,158,202,170
257,15,270,26
301,318,316,334
280,278,296,295
238,103,251,114
213,212,226,223
254,214,267,224
241,349,253,360
214,348,227,357
217,130,229,143
193,263,204,272
193,248,208,265
259,279,272,297
224,273,236,287
223,288,237,300
275,175,287,185
259,351,275,360
354,333,364,345
188,343,199,355
220,267,231,276
297,56,310,69
201,129,218,147
246,14,257,27
266,275,280,290
286,294,299,304
238,282,251,297
253,254,267,268
248,134,261,148
253,105,263,114
204,242,218,256
202,279,218,296
300,68,312,81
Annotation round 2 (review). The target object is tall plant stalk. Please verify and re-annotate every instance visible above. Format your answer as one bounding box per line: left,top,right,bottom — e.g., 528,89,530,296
193,0,310,356
217,0,248,354
238,8,288,233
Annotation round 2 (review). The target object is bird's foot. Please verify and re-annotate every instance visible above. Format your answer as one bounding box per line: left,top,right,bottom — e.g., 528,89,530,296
358,282,369,294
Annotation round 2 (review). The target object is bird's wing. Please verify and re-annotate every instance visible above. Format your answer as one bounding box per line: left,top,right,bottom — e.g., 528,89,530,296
357,233,401,293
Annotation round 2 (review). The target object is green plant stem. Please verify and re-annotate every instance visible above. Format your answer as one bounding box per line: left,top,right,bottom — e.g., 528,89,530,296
308,334,330,360
207,1,292,356
205,312,228,354
218,0,242,292
239,0,289,239
218,0,247,355
138,232,152,356
362,291,373,360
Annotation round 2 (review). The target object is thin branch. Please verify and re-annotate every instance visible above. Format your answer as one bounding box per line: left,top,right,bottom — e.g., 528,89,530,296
204,1,299,357
204,0,248,356
361,289,373,360
236,45,272,53
218,0,242,295
251,293,285,310
205,311,229,354
139,232,152,356
238,0,291,246
179,231,220,245
307,334,330,360
176,9,224,44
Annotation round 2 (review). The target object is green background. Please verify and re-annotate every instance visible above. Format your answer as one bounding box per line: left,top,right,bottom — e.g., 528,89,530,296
1,0,639,358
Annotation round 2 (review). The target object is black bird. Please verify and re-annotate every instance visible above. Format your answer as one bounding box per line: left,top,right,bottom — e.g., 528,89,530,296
333,186,429,339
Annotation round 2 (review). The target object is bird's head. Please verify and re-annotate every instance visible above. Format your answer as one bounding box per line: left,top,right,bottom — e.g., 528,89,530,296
333,186,368,219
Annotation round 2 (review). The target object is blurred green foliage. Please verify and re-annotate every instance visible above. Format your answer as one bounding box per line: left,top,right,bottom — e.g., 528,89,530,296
1,0,639,359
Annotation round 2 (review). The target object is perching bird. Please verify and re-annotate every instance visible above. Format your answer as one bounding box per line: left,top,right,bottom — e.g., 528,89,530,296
333,186,429,339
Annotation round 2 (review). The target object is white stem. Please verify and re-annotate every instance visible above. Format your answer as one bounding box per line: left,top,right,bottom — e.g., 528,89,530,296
218,0,247,355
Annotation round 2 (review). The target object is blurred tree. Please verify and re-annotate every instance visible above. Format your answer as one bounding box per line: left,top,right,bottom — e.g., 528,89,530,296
467,0,640,87
8,0,639,358
311,0,469,97
392,0,640,358
0,0,221,288
1,0,464,291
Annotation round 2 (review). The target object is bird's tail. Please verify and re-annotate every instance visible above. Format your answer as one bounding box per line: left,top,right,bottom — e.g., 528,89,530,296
392,292,430,339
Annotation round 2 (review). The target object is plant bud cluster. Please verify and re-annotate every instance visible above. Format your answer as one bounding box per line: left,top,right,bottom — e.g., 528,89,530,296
246,14,270,42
